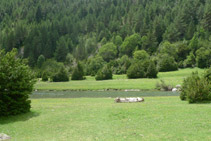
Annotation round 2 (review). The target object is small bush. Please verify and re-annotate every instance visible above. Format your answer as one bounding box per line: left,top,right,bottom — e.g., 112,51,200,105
52,66,69,82
146,61,158,78
71,62,85,80
42,71,49,81
204,68,211,81
158,54,178,72
180,71,211,103
127,62,145,79
86,56,105,76
127,60,157,79
156,80,173,91
95,65,112,80
41,59,64,77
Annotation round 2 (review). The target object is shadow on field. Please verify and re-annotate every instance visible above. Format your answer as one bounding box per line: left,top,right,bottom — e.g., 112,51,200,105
0,111,39,125
192,101,211,104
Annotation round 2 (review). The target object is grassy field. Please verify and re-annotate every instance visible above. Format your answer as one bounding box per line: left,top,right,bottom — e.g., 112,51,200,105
35,68,204,90
1,97,210,140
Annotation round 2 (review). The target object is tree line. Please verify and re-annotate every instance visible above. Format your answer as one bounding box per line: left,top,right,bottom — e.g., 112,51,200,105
0,0,210,80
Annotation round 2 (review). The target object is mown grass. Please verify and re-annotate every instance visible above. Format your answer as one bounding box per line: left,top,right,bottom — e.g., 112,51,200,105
0,97,210,140
35,68,204,90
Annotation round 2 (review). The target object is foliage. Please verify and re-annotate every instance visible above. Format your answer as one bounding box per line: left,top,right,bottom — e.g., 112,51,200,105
146,61,158,78
37,55,45,68
35,68,204,90
55,36,69,62
183,52,196,68
180,71,211,103
141,32,158,54
86,56,105,76
65,53,75,66
204,67,211,81
133,50,149,61
127,59,158,79
196,47,211,68
52,66,69,82
127,62,146,79
156,80,173,91
99,42,117,62
120,33,141,57
175,41,190,62
0,0,210,67
95,65,112,80
0,49,35,116
41,59,64,77
115,55,131,74
158,41,177,59
158,54,178,72
112,35,123,47
42,71,49,82
71,62,85,80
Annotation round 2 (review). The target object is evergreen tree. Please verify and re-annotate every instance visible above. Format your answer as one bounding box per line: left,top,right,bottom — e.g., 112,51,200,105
0,49,35,116
37,55,45,68
55,37,69,62
71,62,85,80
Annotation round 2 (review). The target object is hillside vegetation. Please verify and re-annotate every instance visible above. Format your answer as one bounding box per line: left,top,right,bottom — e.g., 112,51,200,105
0,0,210,78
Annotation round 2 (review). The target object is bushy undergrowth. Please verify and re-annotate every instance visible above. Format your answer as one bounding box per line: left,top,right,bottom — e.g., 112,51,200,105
42,71,49,81
127,60,158,79
180,70,211,103
71,62,85,80
52,66,69,82
95,65,112,80
158,54,178,72
156,80,173,91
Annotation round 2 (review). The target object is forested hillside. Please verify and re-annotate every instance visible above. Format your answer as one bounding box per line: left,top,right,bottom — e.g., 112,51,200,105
0,0,211,79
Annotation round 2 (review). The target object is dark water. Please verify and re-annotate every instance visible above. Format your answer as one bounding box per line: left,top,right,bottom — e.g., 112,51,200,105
31,90,180,98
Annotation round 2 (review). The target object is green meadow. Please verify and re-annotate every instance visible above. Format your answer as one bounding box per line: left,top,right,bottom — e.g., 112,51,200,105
1,97,210,140
1,68,210,141
35,68,204,90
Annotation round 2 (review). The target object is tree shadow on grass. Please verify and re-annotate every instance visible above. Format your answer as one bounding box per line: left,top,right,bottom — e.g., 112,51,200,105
0,111,40,125
190,101,211,104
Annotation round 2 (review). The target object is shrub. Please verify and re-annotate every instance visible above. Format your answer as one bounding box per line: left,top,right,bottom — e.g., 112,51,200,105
133,50,149,61
52,66,69,82
86,56,105,76
196,47,211,68
0,49,35,116
42,71,49,81
204,68,211,81
183,52,195,68
158,54,178,72
127,60,158,79
71,62,85,80
41,59,64,77
146,61,158,78
99,42,117,62
156,80,173,91
127,62,145,79
95,65,112,80
180,71,211,103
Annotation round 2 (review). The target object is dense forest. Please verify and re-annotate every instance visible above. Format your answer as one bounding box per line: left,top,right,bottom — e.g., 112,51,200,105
0,0,211,80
